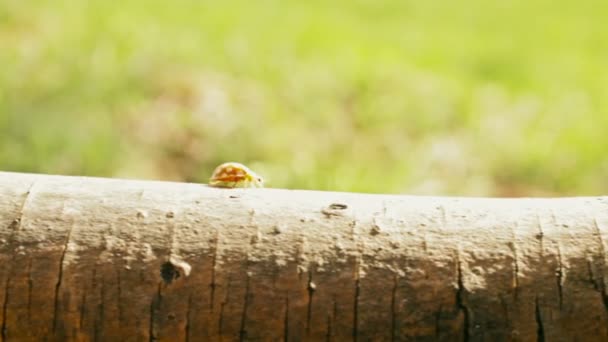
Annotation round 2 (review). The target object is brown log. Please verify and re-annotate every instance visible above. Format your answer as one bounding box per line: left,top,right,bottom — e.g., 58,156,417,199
0,171,607,341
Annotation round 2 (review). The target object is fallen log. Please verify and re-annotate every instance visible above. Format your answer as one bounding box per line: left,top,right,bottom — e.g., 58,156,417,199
0,172,606,341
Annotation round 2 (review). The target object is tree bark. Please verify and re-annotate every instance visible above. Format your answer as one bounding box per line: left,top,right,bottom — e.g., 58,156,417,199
0,171,607,341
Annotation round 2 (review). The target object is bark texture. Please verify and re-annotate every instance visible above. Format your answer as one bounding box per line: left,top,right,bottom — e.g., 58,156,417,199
0,171,607,341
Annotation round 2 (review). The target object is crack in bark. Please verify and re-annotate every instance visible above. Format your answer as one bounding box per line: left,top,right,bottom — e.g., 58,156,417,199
326,312,332,342
353,266,360,342
116,269,123,324
283,294,289,342
185,294,192,342
99,276,105,337
91,268,101,342
239,274,251,341
350,217,363,342
2,275,10,342
149,294,156,342
330,299,338,341
550,210,564,310
92,272,105,342
533,213,546,342
53,222,74,332
555,242,564,310
306,271,314,334
238,219,256,342
149,283,162,342
535,297,545,342
218,277,231,336
456,255,470,342
390,275,397,342
79,286,87,329
509,220,520,301
588,260,598,290
210,232,219,311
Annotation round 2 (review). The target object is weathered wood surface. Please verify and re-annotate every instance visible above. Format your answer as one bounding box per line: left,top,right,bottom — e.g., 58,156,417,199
0,171,607,341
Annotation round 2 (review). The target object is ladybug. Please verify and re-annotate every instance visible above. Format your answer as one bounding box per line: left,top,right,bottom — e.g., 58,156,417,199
208,162,264,188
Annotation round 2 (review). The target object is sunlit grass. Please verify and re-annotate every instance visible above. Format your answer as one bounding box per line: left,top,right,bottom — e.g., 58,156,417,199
1,0,607,195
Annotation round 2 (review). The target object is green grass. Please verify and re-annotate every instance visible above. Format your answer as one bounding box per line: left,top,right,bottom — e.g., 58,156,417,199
1,0,607,195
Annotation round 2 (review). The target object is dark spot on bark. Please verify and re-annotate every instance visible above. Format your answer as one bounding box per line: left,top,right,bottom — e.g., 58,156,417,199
329,203,348,210
535,297,545,342
370,224,382,236
9,218,20,229
167,313,176,320
161,262,180,284
165,211,175,218
322,204,349,218
272,225,283,235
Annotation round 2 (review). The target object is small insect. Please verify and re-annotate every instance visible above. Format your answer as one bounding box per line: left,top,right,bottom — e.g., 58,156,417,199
208,162,264,188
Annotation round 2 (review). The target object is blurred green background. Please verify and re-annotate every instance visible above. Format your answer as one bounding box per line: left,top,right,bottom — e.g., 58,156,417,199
1,0,607,196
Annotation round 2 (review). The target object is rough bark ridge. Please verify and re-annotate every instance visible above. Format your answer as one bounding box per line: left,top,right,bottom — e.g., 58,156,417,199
0,171,607,341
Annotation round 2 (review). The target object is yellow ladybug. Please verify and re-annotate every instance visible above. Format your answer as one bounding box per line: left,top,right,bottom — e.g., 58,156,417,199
209,162,264,188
